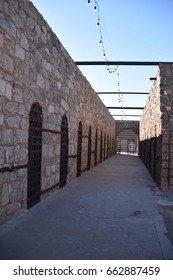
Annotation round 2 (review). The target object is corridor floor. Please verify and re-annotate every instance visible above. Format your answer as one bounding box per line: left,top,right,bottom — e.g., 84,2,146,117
0,155,173,260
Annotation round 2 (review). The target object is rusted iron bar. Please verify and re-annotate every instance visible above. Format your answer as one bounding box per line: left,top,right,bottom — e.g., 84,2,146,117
112,114,141,117
0,166,11,173
42,128,61,134
96,92,148,95
68,154,77,158
40,182,60,195
149,77,157,80
0,163,28,173
107,107,144,109
75,61,170,66
81,167,87,173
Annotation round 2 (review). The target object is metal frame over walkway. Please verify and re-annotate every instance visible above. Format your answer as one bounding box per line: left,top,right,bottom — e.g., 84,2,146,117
75,61,173,119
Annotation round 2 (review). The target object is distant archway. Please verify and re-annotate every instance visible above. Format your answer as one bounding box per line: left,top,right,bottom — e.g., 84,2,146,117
116,129,138,154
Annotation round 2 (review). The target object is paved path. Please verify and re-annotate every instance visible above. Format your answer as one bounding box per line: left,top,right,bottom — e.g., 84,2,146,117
0,155,173,260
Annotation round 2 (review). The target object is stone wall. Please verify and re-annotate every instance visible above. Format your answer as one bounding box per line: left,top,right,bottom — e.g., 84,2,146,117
116,121,139,135
159,63,173,190
0,0,116,224
140,70,162,141
139,63,173,190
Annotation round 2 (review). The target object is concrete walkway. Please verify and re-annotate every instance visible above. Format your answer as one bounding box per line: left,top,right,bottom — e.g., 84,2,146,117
0,155,173,260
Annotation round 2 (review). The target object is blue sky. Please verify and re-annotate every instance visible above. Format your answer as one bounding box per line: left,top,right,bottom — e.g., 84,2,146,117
31,0,173,120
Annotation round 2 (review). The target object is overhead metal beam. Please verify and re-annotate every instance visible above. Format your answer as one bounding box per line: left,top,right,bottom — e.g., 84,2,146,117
107,107,144,110
111,115,141,117
97,92,148,95
75,61,173,66
150,77,157,80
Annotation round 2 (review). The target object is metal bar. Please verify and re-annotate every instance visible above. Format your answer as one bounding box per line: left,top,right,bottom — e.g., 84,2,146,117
150,77,157,80
75,61,173,66
42,128,61,134
15,164,28,170
81,167,87,173
112,114,141,117
40,182,60,195
0,163,28,173
96,92,148,95
68,154,77,158
0,166,11,173
107,107,144,109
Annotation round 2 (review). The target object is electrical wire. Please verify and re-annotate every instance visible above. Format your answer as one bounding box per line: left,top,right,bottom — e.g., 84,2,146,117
87,0,125,119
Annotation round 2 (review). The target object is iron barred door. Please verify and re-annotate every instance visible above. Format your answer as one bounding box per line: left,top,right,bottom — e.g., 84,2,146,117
27,103,42,209
77,122,82,177
104,133,106,160
100,131,103,163
87,126,92,170
60,115,68,188
94,129,98,166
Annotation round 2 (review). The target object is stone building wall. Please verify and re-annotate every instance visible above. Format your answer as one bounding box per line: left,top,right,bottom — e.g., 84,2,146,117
139,63,173,190
0,0,116,224
140,71,162,141
116,120,139,135
159,63,173,190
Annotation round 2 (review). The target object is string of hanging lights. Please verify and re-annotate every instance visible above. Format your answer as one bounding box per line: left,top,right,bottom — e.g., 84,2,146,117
87,0,125,119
